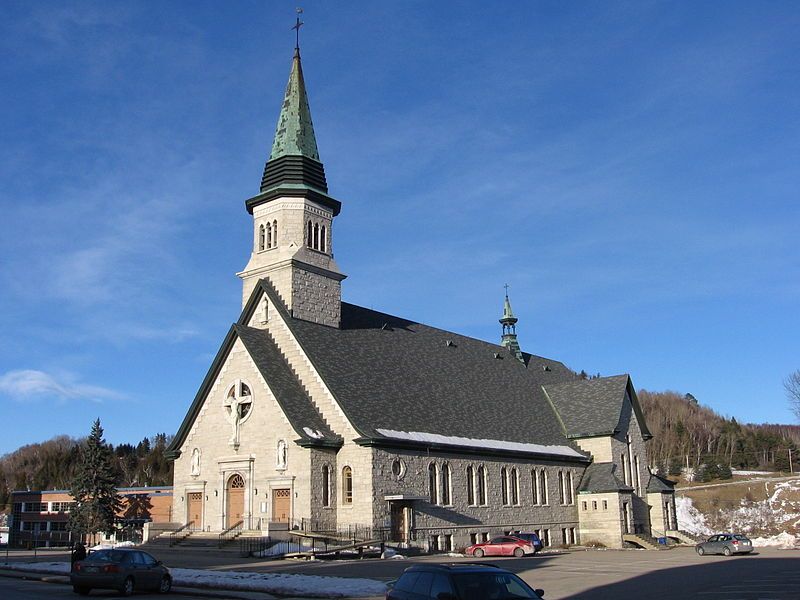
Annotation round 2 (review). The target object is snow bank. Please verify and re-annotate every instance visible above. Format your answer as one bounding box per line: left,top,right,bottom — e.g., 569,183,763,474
750,531,799,549
90,541,136,550
675,496,713,536
3,562,387,598
732,470,773,476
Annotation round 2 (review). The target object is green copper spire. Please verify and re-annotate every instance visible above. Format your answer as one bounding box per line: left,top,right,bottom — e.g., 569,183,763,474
500,286,524,363
270,49,320,162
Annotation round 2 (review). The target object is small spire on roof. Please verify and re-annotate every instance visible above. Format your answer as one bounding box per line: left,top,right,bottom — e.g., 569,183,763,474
499,285,524,363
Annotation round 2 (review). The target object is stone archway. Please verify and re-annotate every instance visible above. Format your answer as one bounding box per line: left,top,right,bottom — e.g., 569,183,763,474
226,474,245,529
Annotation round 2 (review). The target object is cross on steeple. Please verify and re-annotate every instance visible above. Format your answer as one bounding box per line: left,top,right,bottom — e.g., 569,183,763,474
504,283,510,297
292,8,304,51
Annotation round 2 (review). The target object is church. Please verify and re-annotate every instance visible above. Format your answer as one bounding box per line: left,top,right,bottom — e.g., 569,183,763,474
165,40,678,551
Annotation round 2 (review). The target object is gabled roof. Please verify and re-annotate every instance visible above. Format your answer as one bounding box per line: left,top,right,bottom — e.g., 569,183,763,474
578,462,633,493
646,472,676,493
248,280,589,462
543,375,652,440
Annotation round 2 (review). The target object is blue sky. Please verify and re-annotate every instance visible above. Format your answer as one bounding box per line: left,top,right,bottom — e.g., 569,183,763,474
1,1,798,455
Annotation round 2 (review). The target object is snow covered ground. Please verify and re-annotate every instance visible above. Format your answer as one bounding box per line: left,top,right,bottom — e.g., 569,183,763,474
677,478,800,549
2,561,388,598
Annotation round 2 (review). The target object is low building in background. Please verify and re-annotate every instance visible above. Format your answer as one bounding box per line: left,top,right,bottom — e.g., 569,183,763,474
8,487,173,548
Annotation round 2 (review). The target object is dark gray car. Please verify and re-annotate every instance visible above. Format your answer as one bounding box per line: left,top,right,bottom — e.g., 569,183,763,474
70,548,172,596
695,533,753,556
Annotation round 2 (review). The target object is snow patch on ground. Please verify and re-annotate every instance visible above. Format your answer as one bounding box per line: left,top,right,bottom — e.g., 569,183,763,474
89,541,136,550
675,496,713,536
2,562,388,598
732,470,773,476
750,531,799,549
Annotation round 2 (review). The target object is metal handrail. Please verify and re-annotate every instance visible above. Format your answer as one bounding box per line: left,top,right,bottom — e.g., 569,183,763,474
218,520,244,548
168,521,194,547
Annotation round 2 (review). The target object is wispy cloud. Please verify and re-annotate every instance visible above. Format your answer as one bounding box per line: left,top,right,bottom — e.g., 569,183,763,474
0,369,125,404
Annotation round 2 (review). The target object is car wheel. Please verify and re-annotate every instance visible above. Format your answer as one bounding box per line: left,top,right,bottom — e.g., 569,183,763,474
119,576,134,597
159,575,172,594
696,546,705,556
513,547,524,557
723,546,732,556
72,585,91,596
474,548,484,558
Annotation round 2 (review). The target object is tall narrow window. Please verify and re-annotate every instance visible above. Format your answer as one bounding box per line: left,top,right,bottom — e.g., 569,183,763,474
428,463,438,504
634,456,641,495
466,466,475,505
259,224,265,251
266,222,272,249
539,470,548,505
531,469,539,504
567,472,574,504
440,463,451,505
272,220,278,248
500,467,508,505
313,223,320,250
621,454,628,486
477,465,487,506
342,466,352,505
322,465,330,507
307,221,313,248
321,225,326,253
510,468,519,505
558,471,565,504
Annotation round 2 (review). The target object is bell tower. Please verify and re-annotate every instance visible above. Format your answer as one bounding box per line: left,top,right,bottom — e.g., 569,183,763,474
500,287,524,363
238,45,345,327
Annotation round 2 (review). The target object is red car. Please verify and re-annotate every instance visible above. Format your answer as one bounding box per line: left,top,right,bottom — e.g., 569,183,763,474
465,535,535,557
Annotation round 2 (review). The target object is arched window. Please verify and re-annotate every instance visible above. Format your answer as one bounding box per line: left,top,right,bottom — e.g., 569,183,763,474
510,468,519,505
321,225,327,253
621,454,628,486
539,470,548,504
501,467,508,505
477,465,487,506
567,471,574,504
428,463,438,504
313,222,320,250
322,465,330,507
272,220,278,248
440,463,451,505
558,471,565,504
307,221,313,248
342,466,352,505
466,465,475,506
266,222,272,250
531,469,539,505
258,224,265,251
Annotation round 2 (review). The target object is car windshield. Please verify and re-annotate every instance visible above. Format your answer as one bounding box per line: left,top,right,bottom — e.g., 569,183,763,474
452,572,541,600
84,550,128,563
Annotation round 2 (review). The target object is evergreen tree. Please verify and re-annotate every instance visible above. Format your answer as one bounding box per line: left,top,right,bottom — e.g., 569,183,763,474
68,419,122,541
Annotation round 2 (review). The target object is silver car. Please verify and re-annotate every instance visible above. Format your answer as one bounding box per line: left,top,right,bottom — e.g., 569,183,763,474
695,533,753,556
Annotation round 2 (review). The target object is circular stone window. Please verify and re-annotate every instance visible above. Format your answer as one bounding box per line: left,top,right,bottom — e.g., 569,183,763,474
391,459,406,480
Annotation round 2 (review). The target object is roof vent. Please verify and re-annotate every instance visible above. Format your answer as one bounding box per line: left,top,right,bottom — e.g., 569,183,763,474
493,352,502,359
381,323,392,331
542,365,551,371
445,340,455,347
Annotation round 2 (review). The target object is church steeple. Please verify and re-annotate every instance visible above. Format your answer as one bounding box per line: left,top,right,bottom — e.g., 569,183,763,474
238,34,345,326
500,287,524,363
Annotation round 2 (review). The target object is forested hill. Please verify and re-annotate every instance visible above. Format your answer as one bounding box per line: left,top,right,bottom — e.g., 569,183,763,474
0,434,173,511
638,390,800,473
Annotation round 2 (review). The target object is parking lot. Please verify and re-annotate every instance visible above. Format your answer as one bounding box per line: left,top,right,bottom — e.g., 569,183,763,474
4,546,799,599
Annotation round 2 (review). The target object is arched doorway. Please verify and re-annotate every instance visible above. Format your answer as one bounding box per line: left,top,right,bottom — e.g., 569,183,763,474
226,474,245,529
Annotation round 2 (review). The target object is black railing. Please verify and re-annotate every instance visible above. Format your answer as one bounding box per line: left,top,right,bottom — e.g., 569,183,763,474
218,520,244,548
168,521,194,547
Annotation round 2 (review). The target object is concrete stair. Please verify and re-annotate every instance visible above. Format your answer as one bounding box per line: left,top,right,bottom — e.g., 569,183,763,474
622,533,670,550
666,529,701,545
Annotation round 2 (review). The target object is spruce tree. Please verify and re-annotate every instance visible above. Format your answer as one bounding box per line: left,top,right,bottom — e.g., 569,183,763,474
68,419,121,541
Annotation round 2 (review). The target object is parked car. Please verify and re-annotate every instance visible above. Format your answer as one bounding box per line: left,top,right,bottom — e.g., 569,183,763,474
465,536,535,558
70,548,172,596
509,532,542,553
386,563,544,600
695,533,753,556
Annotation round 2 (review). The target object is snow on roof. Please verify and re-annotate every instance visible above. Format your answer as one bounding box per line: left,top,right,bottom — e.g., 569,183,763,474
303,427,325,439
375,428,584,458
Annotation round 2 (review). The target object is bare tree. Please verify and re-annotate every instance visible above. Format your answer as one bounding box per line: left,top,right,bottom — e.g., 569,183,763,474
785,370,800,421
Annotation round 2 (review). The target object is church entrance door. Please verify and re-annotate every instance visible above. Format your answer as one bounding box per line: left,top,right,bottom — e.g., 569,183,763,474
390,503,408,543
226,474,245,529
187,492,203,530
272,489,290,523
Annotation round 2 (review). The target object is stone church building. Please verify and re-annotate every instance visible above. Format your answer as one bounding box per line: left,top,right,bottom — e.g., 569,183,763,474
165,45,678,551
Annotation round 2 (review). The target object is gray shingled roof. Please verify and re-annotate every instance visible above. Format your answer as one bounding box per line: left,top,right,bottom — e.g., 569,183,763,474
543,375,651,439
253,281,586,460
235,324,340,446
578,462,633,493
646,472,676,493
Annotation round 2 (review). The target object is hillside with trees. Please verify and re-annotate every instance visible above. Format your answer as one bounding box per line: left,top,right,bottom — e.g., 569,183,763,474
0,433,173,511
639,389,800,478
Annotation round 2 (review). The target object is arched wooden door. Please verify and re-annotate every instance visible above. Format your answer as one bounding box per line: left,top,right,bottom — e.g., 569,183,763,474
226,474,245,528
